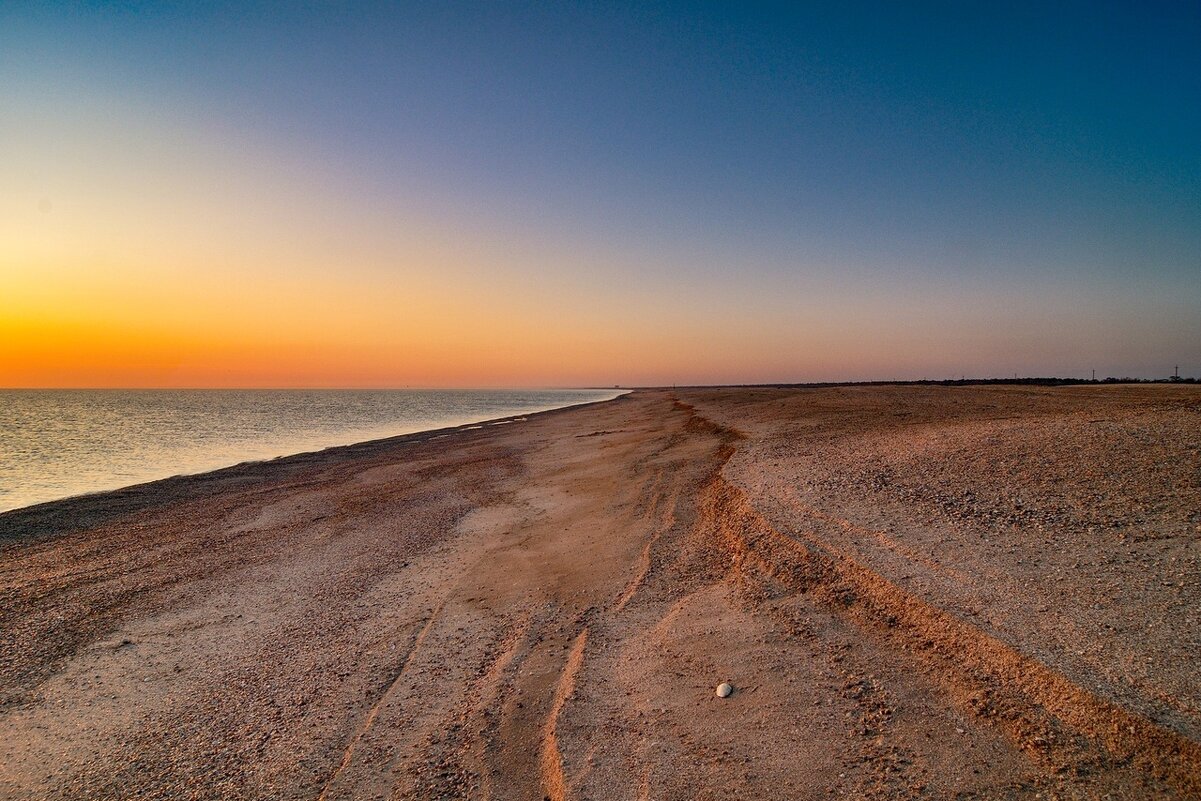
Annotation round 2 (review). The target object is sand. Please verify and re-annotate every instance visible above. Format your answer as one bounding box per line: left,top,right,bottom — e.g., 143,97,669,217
1,385,1199,800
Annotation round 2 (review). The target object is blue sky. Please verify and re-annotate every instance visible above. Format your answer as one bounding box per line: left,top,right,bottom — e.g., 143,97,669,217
2,2,1199,385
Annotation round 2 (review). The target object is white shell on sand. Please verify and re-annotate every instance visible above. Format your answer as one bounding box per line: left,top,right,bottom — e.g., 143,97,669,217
716,682,733,698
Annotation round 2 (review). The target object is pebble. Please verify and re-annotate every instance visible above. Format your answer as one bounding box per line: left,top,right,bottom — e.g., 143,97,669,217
716,682,733,698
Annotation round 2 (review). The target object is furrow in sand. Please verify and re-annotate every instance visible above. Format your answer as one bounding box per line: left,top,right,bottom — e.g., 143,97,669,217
683,404,1201,797
540,627,589,801
613,478,680,613
464,615,536,801
315,602,445,801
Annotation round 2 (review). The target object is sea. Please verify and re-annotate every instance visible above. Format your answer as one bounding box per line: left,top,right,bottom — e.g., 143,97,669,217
0,388,625,513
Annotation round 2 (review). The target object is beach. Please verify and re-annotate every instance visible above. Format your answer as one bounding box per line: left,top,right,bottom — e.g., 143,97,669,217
1,385,1199,799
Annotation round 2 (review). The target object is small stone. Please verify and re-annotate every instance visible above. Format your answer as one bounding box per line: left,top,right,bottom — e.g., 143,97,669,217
716,682,733,698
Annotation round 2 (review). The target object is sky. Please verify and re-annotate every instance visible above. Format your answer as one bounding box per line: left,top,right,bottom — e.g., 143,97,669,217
2,1,1199,387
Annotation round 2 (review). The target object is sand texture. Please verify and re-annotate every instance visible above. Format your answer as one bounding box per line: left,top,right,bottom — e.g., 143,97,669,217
1,385,1199,800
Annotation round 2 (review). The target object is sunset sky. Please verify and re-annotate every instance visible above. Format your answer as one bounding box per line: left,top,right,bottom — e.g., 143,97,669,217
2,2,1198,387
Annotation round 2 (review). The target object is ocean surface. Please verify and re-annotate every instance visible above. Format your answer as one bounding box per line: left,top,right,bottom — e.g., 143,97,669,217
0,388,624,513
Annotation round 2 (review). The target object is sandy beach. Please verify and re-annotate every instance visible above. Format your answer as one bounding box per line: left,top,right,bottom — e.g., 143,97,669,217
1,385,1199,800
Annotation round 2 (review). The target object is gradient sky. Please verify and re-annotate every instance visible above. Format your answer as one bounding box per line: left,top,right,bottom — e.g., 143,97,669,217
2,1,1199,387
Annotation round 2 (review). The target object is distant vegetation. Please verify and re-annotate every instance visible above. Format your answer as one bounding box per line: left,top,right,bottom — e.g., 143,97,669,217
659,375,1197,390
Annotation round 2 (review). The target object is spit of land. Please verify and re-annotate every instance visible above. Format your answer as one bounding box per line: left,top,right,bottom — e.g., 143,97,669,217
1,385,1198,799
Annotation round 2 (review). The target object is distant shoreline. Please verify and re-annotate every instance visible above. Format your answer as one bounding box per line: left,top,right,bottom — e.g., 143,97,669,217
0,391,631,539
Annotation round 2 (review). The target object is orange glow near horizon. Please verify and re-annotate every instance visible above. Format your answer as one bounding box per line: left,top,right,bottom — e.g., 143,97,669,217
3,233,1192,388
3,84,1194,388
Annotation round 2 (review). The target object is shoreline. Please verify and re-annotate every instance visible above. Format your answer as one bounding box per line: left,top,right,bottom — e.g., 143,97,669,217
0,391,631,541
2,384,1198,798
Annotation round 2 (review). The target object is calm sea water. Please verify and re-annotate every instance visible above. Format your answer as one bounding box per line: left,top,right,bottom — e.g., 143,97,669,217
0,389,624,513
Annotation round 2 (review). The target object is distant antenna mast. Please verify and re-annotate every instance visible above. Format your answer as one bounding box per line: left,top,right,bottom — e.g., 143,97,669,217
1176,365,1180,379
1092,369,1095,381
